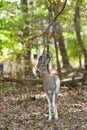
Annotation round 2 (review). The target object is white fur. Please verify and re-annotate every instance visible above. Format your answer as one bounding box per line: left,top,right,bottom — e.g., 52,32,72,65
56,78,60,94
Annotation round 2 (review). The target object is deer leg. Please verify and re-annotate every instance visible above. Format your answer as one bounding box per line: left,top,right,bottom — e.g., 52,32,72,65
46,93,52,120
52,93,58,120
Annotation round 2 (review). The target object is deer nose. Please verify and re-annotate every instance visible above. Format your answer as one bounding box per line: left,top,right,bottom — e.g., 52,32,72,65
36,69,40,74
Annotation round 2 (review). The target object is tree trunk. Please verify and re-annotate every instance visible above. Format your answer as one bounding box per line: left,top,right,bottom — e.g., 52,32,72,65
54,37,61,76
50,0,72,70
58,27,72,69
45,0,70,74
78,53,82,68
74,0,87,83
74,0,87,70
0,63,3,76
21,0,34,78
52,24,61,76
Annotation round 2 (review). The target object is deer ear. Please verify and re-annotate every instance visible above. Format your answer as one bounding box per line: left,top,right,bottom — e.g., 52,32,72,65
38,56,42,62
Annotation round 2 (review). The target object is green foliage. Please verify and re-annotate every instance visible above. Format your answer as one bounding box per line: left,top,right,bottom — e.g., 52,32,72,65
63,32,82,61
77,0,83,7
0,0,87,68
67,41,81,61
0,1,23,60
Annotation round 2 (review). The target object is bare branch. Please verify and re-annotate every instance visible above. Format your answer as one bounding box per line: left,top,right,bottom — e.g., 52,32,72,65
29,0,67,40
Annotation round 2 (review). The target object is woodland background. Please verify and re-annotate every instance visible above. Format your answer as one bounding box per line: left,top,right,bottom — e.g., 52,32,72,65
0,0,87,130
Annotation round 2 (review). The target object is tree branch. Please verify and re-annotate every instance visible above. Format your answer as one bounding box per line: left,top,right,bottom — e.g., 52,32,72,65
29,0,67,40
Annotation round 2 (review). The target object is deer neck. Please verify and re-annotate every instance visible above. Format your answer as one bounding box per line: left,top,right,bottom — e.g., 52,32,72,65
42,69,49,81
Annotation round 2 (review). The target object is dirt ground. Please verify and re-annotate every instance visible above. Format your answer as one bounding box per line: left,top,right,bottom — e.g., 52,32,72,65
0,82,87,130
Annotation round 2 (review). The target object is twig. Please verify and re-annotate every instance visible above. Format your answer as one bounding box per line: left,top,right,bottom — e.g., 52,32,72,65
29,0,67,40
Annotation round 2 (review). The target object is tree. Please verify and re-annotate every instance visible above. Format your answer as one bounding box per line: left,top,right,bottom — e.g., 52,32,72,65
21,0,34,77
74,0,87,82
58,26,72,69
45,0,72,70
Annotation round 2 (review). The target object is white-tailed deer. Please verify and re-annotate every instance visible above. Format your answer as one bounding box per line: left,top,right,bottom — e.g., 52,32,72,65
36,50,60,120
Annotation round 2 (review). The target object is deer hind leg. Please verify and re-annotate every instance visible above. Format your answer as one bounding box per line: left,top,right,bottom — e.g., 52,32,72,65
46,93,52,120
52,93,58,120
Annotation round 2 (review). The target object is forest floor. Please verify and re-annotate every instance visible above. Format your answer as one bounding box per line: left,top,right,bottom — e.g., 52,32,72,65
0,80,87,130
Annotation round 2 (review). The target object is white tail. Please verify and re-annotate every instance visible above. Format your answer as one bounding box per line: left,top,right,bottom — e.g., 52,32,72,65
36,51,60,120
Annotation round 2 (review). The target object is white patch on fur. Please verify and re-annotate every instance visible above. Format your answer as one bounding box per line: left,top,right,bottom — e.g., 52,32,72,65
56,78,60,93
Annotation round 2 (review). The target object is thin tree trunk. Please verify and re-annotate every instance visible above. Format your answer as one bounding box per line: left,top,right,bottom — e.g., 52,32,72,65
0,63,3,76
52,24,61,76
78,53,82,68
21,0,34,78
54,36,61,76
58,28,72,69
44,0,61,75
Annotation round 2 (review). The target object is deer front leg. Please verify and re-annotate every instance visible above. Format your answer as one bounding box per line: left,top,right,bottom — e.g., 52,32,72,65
52,93,58,120
46,93,52,120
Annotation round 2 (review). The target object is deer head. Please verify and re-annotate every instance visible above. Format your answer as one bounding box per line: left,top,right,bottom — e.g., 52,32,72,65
36,50,51,76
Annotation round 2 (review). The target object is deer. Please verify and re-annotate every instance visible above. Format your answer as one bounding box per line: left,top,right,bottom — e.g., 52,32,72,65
36,50,60,121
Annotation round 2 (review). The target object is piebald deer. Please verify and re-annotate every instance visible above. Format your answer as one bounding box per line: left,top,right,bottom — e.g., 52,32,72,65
36,51,60,120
